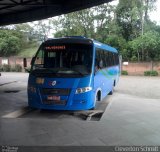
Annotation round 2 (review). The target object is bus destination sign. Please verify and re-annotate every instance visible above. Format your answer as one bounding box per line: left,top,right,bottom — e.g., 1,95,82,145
45,46,66,50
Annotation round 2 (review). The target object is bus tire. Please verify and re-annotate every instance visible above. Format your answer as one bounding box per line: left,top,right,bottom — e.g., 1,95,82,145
91,91,101,110
109,80,116,95
96,91,101,101
114,80,116,87
109,89,113,95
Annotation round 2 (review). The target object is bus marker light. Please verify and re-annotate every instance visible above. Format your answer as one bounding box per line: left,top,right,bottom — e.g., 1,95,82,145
36,78,44,84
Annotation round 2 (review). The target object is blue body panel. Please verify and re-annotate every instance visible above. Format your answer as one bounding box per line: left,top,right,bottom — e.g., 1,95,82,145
28,75,95,110
93,66,120,99
28,37,120,110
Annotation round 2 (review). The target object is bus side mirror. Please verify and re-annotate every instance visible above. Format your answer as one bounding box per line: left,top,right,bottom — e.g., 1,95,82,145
23,58,27,68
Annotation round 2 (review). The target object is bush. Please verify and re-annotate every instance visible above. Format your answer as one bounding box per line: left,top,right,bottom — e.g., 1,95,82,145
144,70,158,76
11,67,16,72
131,55,137,62
2,64,11,72
144,71,150,76
150,71,158,76
0,65,3,72
121,70,128,75
14,64,22,72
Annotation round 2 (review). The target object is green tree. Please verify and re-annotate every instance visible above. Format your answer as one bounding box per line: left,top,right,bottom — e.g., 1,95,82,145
0,30,21,56
54,9,95,38
129,31,160,61
116,0,157,40
116,0,143,41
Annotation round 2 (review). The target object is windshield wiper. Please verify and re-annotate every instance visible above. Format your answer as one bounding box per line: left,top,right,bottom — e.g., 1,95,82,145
71,69,85,76
32,68,58,74
32,67,86,76
56,69,85,76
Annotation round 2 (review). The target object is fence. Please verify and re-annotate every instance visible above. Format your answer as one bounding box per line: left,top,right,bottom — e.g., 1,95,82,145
122,62,160,75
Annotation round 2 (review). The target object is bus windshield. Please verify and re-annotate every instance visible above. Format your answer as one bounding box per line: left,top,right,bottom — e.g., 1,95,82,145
31,43,93,77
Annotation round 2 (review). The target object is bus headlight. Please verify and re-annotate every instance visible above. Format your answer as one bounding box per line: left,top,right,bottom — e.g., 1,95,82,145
75,87,92,94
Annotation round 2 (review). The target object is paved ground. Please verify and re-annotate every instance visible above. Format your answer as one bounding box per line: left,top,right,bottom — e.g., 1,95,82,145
117,76,160,99
0,72,160,146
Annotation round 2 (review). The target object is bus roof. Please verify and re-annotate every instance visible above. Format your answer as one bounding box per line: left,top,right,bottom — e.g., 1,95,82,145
45,36,92,45
93,40,118,53
45,36,118,53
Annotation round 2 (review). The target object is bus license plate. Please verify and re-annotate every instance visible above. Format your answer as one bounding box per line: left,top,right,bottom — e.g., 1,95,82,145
47,96,60,101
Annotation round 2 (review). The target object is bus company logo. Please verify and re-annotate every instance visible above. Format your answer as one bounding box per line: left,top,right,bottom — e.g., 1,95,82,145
49,81,56,86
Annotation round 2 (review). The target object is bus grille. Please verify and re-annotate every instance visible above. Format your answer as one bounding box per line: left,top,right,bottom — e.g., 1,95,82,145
41,88,70,95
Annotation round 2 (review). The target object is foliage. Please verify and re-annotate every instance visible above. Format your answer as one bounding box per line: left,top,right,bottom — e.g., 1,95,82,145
0,30,21,56
116,0,142,41
17,47,38,57
0,23,39,57
121,70,128,75
54,4,117,41
0,64,11,72
0,65,3,72
131,55,138,62
54,9,95,38
14,64,22,72
31,20,52,41
144,70,158,76
0,64,22,72
128,31,160,61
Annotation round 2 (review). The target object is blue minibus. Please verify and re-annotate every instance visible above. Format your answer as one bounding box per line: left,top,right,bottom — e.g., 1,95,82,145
27,36,120,110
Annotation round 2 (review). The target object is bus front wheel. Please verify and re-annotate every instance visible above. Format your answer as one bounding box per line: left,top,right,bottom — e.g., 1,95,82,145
91,91,101,110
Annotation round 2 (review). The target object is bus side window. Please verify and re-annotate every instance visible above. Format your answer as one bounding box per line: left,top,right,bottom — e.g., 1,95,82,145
106,52,110,67
95,49,100,72
102,51,107,68
106,52,109,67
114,53,118,65
99,59,103,69
112,53,116,66
111,53,115,66
96,48,107,69
95,58,99,72
108,52,113,66
102,51,106,67
116,54,119,65
99,50,103,69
